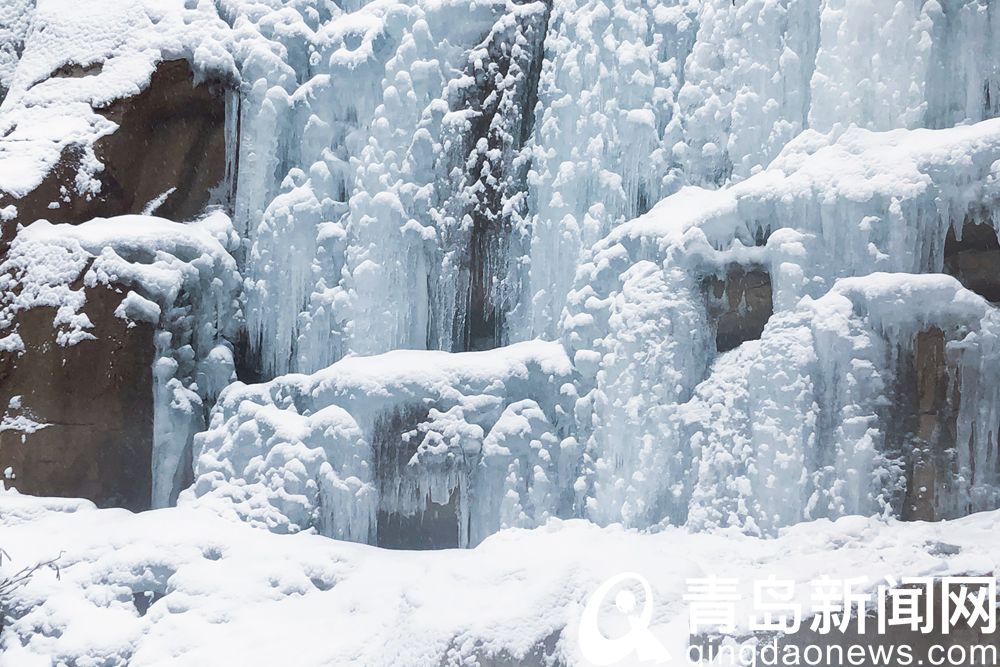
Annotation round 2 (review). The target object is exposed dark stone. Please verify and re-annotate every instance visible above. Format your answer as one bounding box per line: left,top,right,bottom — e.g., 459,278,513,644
0,285,154,511
1,59,229,245
464,233,502,352
372,407,463,550
896,328,960,521
446,5,551,353
944,222,1000,302
48,61,103,79
703,265,773,353
376,490,462,550
439,629,565,667
132,590,165,617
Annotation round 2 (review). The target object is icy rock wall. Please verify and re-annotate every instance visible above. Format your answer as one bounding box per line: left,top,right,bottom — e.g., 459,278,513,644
0,213,242,508
564,118,1000,534
239,0,1000,374
179,0,1000,542
234,0,551,377
514,0,1000,342
3,0,1000,541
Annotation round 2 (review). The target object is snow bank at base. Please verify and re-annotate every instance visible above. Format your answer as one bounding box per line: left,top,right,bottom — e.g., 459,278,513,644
1,491,997,666
0,212,242,507
185,340,574,546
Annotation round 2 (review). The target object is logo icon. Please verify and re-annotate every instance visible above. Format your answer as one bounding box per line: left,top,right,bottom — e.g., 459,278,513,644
578,572,672,665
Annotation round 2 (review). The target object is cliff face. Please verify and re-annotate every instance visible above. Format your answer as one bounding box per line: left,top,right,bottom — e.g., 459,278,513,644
3,2,1000,665
0,0,999,545
0,59,227,244
0,285,154,510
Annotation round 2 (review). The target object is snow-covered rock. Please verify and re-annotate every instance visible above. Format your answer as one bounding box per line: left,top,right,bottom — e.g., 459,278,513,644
0,213,241,509
185,340,574,547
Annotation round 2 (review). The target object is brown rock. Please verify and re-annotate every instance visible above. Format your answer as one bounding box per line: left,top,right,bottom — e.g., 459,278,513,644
899,327,960,521
944,221,1000,302
1,59,229,246
703,265,773,353
0,284,154,511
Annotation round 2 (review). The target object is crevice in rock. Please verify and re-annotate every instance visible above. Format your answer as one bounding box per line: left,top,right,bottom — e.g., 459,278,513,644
449,3,552,352
944,221,1000,302
702,265,773,353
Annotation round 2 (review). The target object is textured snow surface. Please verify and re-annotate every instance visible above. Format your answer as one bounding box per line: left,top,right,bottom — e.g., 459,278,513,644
565,118,1000,533
0,0,235,198
182,117,1000,544
2,491,999,665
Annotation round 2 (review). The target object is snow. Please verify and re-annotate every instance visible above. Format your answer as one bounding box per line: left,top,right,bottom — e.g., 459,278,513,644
563,118,1000,533
0,0,236,198
2,0,996,541
3,491,1000,665
3,0,998,369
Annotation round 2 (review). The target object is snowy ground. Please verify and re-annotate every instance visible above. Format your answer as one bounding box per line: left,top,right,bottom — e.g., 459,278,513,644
1,490,997,666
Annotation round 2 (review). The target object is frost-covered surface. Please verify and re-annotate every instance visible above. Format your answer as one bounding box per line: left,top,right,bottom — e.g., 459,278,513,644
563,118,1000,533
2,491,999,665
184,118,1000,544
0,212,242,506
8,0,996,370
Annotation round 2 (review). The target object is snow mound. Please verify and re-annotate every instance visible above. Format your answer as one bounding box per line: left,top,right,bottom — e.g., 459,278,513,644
185,340,575,546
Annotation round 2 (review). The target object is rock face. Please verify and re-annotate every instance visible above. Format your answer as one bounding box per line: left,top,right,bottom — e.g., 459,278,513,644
944,221,1000,302
376,491,461,550
0,56,231,509
373,408,463,549
0,285,154,511
0,59,228,245
898,327,959,522
703,266,773,353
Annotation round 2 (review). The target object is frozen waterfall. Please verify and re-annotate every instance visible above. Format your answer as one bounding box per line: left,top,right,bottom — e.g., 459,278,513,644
2,0,1000,548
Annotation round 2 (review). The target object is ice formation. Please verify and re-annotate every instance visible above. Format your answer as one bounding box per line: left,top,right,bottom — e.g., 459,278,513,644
2,0,1000,550
186,341,573,546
